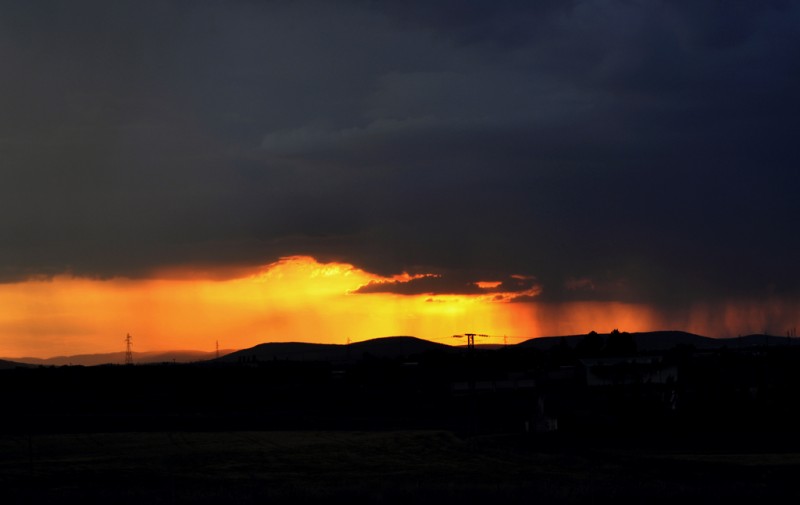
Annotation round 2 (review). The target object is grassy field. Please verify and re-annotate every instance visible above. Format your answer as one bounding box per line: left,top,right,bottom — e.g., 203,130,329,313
1,430,799,504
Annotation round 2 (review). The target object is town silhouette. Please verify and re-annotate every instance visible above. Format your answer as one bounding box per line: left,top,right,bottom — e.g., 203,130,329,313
3,330,800,503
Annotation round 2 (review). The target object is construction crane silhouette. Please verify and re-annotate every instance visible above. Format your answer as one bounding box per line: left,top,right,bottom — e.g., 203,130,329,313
452,333,489,351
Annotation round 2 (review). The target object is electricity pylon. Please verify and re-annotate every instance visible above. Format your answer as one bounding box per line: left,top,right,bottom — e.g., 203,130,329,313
453,332,489,434
124,333,134,365
453,332,489,351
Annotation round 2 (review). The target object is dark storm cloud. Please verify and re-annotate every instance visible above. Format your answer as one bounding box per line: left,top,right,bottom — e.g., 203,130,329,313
354,272,540,297
1,0,799,313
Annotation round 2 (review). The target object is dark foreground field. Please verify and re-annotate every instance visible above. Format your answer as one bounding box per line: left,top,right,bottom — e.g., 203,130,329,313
5,337,800,503
2,430,799,504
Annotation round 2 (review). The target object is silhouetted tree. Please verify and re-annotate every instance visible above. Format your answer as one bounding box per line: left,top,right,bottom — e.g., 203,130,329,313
576,331,604,357
606,330,636,356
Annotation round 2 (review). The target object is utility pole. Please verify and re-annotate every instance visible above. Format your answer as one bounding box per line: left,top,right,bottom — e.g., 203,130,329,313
465,333,476,351
216,340,220,359
453,332,489,434
124,333,134,365
460,333,489,351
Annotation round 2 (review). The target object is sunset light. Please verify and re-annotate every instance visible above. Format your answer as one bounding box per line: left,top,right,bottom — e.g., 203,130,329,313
1,255,794,359
0,256,534,358
1,0,798,360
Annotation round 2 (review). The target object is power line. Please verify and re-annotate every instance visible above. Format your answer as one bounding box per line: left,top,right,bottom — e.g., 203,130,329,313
453,333,488,351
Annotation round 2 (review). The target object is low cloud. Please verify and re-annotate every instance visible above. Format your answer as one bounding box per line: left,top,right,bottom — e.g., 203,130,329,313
355,272,541,301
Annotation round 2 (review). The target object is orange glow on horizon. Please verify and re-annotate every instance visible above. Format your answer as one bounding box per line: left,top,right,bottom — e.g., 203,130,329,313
0,257,525,358
0,256,796,359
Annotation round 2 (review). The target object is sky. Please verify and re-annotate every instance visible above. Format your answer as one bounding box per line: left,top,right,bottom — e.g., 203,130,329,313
1,1,799,357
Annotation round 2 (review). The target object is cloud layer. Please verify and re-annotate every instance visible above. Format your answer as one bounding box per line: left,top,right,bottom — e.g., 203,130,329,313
1,0,798,316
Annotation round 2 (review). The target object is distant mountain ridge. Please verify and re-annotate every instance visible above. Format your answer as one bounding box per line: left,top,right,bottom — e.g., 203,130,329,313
5,331,794,367
517,331,795,352
2,350,234,367
0,358,33,370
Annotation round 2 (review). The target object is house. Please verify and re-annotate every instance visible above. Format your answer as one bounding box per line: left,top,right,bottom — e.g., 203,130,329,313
580,356,677,387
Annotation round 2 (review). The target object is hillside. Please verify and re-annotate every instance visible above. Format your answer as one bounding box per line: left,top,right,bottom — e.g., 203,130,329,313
517,331,800,353
6,332,793,368
3,350,233,367
518,331,716,352
0,358,32,370
218,336,452,364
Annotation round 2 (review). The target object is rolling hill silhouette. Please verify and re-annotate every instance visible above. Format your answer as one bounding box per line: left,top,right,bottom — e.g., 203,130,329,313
517,331,795,352
517,331,710,351
5,332,791,368
0,358,32,370
3,350,233,367
218,336,452,364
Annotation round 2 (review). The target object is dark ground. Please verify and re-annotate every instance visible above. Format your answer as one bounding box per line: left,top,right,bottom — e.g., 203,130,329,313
3,339,800,503
2,429,800,504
